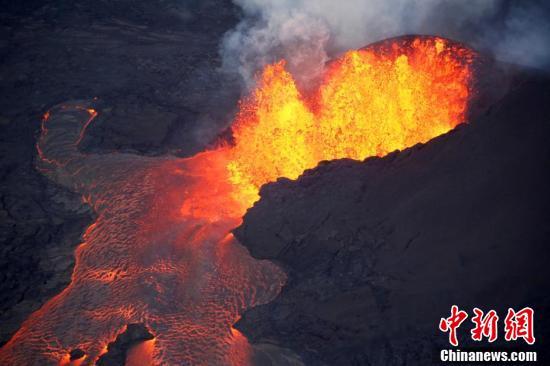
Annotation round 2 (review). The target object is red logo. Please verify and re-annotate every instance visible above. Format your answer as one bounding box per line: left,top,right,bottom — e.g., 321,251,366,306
439,306,535,346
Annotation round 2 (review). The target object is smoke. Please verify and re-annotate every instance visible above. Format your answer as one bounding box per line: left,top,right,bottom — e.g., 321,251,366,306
221,0,550,89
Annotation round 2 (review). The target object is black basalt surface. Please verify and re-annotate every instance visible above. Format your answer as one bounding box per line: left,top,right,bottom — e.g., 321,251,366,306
96,323,155,366
234,72,550,365
0,112,94,345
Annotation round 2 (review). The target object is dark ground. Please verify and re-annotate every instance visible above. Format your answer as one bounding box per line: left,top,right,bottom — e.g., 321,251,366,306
235,71,550,365
0,0,241,345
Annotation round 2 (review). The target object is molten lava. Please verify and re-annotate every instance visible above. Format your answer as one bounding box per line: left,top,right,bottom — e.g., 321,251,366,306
227,36,474,205
0,36,475,366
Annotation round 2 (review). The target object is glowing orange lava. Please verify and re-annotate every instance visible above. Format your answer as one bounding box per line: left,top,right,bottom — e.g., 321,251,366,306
0,36,475,366
227,36,474,206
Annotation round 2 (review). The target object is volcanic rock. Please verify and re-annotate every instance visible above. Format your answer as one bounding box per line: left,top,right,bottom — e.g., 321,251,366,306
1,0,241,157
234,71,550,364
69,348,85,361
0,118,93,345
96,323,155,366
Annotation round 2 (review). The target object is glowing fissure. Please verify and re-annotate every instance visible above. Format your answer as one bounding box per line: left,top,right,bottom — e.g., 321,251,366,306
0,36,474,365
227,37,474,206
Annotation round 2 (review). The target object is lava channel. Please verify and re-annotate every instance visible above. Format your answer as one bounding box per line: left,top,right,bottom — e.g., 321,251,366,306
0,36,475,365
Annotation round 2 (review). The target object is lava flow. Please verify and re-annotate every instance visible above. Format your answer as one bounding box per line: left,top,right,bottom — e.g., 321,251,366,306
0,36,475,365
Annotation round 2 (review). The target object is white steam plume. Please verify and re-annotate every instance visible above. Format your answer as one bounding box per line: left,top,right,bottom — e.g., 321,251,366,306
221,0,550,89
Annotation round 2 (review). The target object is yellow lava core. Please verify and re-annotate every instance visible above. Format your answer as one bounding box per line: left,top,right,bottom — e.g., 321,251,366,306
225,37,475,206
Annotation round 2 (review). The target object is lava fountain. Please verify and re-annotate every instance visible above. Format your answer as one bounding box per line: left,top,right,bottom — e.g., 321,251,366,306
0,36,475,365
227,36,474,205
